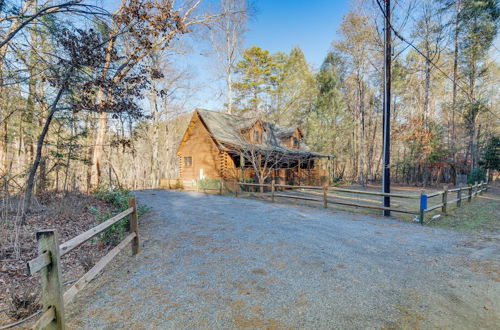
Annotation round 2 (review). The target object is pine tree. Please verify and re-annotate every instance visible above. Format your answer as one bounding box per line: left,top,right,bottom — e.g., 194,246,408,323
232,46,276,117
458,0,499,171
307,52,349,158
276,47,317,127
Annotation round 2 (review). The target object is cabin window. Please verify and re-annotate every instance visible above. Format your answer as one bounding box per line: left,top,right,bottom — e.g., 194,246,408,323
184,156,192,167
253,131,261,143
292,137,299,148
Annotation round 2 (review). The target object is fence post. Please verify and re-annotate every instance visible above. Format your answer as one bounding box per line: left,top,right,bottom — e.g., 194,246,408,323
234,181,238,197
128,197,139,255
474,181,478,197
468,184,472,202
219,180,223,195
37,229,65,330
271,180,275,203
419,190,427,225
442,186,448,214
479,181,484,195
323,184,328,208
457,188,462,207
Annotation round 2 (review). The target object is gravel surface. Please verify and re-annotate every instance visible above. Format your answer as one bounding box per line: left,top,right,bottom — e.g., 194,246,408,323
66,190,499,329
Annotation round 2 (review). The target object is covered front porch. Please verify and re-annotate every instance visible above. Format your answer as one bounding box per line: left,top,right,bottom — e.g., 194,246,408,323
227,152,332,187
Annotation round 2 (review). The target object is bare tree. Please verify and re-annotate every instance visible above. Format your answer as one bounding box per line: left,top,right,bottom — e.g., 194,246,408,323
241,145,286,192
209,0,250,114
90,0,220,188
146,51,192,187
22,67,73,221
334,13,377,186
22,28,115,219
412,1,445,128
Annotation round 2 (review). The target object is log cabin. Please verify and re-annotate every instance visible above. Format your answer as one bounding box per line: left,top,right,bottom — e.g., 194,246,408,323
174,109,331,188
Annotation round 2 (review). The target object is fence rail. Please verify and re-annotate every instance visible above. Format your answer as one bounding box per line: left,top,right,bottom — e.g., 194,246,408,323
27,197,139,330
422,181,487,224
234,180,488,224
237,181,419,215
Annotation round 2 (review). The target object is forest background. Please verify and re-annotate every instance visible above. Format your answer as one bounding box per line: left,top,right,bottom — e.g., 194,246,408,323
0,0,498,214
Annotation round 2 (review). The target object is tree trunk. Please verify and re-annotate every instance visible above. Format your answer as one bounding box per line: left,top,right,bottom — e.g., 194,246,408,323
91,109,107,188
424,62,431,128
450,0,461,181
22,70,71,221
150,88,160,188
227,68,233,114
357,79,366,186
89,35,115,189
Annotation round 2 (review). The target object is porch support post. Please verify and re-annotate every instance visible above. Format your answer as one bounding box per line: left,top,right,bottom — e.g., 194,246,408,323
298,159,301,186
240,153,244,183
308,158,312,185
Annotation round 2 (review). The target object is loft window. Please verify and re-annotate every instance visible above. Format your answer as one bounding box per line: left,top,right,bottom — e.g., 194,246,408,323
253,131,261,143
292,137,299,148
184,156,192,167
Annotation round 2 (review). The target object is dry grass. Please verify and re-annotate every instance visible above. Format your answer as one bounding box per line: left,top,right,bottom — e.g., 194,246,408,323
230,182,499,230
428,184,500,233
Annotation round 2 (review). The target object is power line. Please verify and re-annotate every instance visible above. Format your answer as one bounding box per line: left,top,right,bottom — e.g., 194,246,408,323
375,0,479,103
491,43,500,57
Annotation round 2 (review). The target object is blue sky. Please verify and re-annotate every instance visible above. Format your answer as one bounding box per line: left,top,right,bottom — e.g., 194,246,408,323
183,0,352,110
106,0,500,112
245,0,350,68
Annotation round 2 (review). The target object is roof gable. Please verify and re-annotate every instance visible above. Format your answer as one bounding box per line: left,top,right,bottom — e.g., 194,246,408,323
181,109,330,158
177,111,219,154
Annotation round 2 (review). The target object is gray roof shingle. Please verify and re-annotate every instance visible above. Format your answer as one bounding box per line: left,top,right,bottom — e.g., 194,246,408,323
196,109,330,158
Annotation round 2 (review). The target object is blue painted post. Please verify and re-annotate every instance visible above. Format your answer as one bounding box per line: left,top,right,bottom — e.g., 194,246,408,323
419,190,427,225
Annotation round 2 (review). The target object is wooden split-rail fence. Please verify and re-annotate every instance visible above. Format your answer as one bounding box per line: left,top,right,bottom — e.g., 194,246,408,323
230,180,488,225
420,180,488,224
26,197,140,330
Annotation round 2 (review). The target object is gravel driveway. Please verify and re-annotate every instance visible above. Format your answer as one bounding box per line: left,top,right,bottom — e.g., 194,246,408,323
66,190,499,329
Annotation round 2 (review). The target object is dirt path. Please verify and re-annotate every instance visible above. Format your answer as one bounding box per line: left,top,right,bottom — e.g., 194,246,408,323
66,190,499,329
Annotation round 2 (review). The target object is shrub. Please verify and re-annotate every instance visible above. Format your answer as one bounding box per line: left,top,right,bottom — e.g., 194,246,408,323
197,178,221,190
174,179,183,190
467,168,486,185
93,185,129,209
238,177,257,192
91,186,149,246
87,205,128,246
331,176,343,185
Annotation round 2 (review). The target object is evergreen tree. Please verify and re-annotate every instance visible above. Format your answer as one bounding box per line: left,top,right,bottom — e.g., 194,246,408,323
232,46,276,117
307,52,349,157
232,46,316,125
458,0,499,170
276,47,317,127
481,136,500,172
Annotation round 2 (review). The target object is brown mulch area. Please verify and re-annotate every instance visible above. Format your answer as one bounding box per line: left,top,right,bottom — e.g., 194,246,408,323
0,192,116,327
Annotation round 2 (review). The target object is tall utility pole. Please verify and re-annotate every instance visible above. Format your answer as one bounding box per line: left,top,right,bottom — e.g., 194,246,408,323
382,0,391,216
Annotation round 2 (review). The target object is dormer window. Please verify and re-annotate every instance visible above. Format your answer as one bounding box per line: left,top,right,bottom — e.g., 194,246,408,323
292,137,299,148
